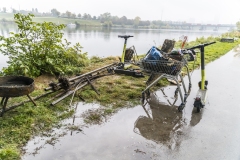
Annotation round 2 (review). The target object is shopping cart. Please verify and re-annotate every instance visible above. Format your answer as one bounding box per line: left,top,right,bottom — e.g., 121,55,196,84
140,49,193,112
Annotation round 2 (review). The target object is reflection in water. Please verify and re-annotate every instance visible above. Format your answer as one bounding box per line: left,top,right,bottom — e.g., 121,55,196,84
134,93,186,150
102,28,111,41
189,109,203,127
0,28,4,36
0,24,18,36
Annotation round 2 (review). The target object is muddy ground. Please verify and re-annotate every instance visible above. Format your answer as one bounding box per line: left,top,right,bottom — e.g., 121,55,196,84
22,46,240,160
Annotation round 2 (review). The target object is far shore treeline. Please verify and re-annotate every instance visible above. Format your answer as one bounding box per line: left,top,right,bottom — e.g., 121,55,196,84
0,7,240,30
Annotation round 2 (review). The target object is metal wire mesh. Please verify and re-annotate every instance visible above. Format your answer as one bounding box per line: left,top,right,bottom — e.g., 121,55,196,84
140,59,185,76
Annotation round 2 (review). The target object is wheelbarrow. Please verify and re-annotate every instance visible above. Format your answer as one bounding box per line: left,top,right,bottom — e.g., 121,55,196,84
0,76,37,116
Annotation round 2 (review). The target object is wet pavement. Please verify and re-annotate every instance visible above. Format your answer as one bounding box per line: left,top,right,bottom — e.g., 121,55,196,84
22,46,240,160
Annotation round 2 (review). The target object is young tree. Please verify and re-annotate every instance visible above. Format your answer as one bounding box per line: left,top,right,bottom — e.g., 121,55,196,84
12,8,17,13
51,8,60,17
100,12,112,27
77,13,81,18
236,21,240,30
100,12,111,22
2,7,6,13
134,16,141,28
111,16,119,24
66,11,72,18
0,13,89,77
87,14,92,20
120,16,127,25
71,13,76,18
83,13,88,19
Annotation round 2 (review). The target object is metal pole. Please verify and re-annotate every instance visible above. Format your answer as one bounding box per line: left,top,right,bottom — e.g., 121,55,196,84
121,38,127,63
200,45,205,90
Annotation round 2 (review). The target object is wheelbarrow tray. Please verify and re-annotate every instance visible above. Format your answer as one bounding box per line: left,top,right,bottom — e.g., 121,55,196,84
0,76,35,97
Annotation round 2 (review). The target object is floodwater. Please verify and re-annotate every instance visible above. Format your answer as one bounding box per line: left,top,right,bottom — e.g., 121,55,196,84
22,46,240,159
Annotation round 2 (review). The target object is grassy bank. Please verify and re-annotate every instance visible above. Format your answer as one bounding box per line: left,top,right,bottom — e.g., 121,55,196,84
32,17,101,26
0,13,101,26
0,35,239,159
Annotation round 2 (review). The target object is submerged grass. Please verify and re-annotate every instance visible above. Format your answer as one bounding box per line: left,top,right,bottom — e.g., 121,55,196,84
0,33,239,159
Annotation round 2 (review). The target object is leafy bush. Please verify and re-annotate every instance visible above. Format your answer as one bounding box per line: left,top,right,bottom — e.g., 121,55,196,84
0,13,89,77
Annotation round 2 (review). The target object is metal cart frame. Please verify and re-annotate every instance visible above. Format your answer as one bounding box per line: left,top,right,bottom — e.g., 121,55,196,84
141,56,192,111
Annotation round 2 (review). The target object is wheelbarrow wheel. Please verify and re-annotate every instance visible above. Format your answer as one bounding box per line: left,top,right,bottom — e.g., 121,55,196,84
146,89,150,97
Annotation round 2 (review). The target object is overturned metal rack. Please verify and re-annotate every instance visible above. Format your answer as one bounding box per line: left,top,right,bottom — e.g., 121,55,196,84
0,63,117,116
44,63,117,106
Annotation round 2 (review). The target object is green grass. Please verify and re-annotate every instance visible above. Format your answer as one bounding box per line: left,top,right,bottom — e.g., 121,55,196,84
0,32,239,159
32,17,101,26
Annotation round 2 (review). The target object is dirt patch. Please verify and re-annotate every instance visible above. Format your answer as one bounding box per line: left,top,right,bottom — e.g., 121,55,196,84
34,74,57,90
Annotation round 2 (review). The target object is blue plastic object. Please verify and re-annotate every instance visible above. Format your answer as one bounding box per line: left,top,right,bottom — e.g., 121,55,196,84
144,46,163,60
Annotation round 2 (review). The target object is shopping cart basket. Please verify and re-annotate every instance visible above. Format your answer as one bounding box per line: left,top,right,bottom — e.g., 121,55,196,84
140,53,192,112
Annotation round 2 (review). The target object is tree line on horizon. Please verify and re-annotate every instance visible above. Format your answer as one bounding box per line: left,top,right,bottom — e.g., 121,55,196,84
0,7,167,28
50,9,152,27
1,7,239,29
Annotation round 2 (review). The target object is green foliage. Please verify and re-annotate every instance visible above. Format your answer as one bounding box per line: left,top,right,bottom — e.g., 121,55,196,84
221,30,240,38
0,146,20,160
0,13,89,78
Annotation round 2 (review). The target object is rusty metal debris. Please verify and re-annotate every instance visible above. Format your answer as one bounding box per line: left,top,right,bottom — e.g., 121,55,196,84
0,61,145,116
45,63,117,106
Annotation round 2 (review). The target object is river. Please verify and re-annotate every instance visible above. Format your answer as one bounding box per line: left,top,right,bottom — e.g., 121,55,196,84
0,24,228,69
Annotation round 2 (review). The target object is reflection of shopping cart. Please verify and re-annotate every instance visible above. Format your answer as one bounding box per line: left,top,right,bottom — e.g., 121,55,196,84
133,94,184,146
140,44,193,112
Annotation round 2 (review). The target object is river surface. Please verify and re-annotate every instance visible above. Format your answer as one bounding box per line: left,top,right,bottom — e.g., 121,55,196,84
0,24,228,69
22,46,240,159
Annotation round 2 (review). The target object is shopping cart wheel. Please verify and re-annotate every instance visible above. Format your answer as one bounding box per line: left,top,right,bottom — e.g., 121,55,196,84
141,92,145,104
146,89,150,97
178,104,185,112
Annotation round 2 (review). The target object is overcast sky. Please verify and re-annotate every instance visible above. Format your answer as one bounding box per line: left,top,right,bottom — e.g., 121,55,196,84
1,0,239,24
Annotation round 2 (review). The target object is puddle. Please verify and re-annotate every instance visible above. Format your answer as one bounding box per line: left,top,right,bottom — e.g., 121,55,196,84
23,99,189,160
23,48,240,160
